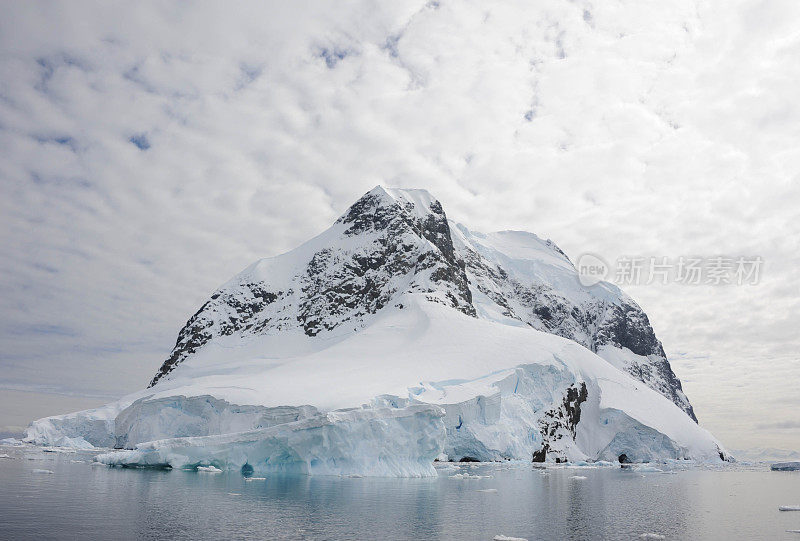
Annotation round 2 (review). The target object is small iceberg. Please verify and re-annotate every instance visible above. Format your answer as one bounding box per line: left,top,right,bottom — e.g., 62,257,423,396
32,469,54,474
771,462,800,471
779,505,800,511
0,437,23,446
196,465,222,473
493,536,528,541
570,475,588,480
632,465,664,473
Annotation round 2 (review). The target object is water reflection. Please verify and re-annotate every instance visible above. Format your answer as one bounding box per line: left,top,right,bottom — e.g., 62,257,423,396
1,449,799,541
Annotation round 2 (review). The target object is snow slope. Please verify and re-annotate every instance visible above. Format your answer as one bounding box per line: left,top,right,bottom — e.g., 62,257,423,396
27,187,726,475
450,223,696,420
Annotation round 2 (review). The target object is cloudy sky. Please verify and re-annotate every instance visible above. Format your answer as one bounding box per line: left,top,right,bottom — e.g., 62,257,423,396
1,0,798,450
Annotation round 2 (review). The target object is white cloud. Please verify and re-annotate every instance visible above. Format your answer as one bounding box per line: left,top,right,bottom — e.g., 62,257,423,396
0,0,797,450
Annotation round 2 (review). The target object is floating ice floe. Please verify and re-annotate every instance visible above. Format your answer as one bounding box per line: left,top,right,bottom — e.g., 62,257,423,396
477,488,498,493
771,462,800,471
631,465,664,473
638,535,666,540
493,536,528,541
570,475,588,480
244,477,266,481
449,473,491,479
563,460,617,468
196,465,222,473
0,453,11,459
41,447,80,454
779,505,800,511
32,469,53,474
0,437,23,446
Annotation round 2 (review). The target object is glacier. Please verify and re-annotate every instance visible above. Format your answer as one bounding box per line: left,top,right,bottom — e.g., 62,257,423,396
26,186,729,476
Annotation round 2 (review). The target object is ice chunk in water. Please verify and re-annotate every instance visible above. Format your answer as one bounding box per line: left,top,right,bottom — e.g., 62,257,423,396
1,438,23,446
632,465,664,473
772,462,800,471
449,473,491,479
779,505,800,511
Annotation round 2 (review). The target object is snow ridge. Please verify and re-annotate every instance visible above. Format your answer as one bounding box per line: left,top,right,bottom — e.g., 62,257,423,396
450,222,696,420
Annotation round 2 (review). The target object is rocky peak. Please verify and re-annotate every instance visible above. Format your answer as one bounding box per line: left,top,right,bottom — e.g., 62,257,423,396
150,186,474,387
338,187,459,264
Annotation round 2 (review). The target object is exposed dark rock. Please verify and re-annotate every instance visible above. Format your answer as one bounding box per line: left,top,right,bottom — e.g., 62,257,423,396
595,303,662,357
149,282,282,386
534,382,589,462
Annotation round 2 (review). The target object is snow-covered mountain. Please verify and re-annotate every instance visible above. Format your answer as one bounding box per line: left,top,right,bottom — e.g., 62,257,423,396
730,448,800,463
26,187,727,476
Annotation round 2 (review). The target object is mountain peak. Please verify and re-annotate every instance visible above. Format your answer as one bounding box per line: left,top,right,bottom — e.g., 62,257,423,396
337,186,442,231
146,187,695,424
149,186,474,386
366,185,437,206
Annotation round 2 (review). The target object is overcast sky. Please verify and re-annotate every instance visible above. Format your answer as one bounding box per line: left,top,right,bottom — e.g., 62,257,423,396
1,0,798,450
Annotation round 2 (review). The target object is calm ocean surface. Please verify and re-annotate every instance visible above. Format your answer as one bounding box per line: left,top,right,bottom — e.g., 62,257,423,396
1,444,798,540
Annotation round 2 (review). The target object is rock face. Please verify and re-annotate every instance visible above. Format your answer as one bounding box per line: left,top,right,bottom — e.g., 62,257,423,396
151,187,475,386
533,382,588,462
151,186,696,423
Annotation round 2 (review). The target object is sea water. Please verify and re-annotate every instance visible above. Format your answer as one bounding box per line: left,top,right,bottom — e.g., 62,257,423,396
0,444,798,540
